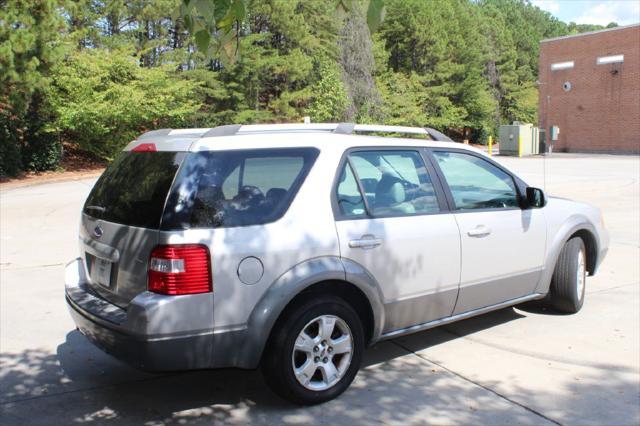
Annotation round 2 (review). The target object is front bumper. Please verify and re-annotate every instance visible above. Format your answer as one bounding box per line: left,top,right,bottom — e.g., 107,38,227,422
65,258,245,371
594,227,610,274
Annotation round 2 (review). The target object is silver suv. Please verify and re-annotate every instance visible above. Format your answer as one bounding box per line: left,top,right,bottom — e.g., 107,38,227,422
65,123,608,404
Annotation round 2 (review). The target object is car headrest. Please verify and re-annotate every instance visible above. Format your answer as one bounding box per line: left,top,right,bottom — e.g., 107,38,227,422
197,185,223,202
231,185,265,209
375,174,405,204
266,188,287,201
387,182,405,204
237,185,263,197
199,172,219,187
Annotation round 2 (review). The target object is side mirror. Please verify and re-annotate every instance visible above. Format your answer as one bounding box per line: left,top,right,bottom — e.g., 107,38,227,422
526,187,546,208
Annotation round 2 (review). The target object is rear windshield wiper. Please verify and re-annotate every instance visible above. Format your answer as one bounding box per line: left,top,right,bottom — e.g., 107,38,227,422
85,205,106,213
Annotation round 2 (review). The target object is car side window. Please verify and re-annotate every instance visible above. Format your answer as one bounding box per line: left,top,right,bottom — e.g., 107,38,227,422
336,150,440,218
432,151,519,210
243,157,304,193
162,148,319,229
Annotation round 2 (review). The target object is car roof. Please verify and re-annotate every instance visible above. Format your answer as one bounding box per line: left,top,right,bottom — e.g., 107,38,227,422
123,123,477,154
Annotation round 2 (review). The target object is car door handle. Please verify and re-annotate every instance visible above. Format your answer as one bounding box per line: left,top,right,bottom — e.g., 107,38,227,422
349,235,383,249
467,225,492,238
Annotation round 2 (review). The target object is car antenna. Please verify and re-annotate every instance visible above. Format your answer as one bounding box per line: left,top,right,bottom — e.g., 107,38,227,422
543,142,547,192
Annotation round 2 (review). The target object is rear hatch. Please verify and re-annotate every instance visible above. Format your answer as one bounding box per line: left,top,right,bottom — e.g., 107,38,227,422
80,151,186,308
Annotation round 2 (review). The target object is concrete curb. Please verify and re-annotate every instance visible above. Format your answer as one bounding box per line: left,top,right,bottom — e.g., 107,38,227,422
0,170,103,192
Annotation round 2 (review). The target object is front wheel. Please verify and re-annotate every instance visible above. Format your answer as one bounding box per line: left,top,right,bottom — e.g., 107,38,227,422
261,295,364,405
549,237,587,313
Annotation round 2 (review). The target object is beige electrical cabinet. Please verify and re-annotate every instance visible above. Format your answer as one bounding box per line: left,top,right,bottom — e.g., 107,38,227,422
499,122,540,156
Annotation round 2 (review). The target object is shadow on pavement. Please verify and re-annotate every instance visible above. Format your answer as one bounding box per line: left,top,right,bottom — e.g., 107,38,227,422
1,307,638,425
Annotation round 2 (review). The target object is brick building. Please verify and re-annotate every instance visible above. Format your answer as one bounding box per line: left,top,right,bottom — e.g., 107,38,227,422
538,24,640,153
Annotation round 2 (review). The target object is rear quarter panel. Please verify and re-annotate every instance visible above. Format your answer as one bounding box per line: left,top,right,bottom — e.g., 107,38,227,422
158,145,343,331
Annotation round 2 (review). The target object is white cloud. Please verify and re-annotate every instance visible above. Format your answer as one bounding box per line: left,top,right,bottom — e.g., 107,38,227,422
574,1,640,26
531,0,561,14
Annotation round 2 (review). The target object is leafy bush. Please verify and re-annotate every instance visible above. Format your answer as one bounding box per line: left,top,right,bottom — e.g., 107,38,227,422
0,122,60,175
0,131,23,177
48,49,202,159
22,131,61,171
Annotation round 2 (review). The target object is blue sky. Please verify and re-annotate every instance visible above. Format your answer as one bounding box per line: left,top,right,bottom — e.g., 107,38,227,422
530,0,640,26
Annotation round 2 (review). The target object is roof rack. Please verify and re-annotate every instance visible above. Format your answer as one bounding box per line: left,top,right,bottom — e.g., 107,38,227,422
202,124,242,137
346,124,452,142
137,123,453,142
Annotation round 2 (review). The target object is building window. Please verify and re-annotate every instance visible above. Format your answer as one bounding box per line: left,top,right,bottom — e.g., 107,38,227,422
551,61,575,71
597,54,624,65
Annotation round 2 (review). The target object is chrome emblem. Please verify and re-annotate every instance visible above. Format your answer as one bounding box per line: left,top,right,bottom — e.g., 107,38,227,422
93,226,103,238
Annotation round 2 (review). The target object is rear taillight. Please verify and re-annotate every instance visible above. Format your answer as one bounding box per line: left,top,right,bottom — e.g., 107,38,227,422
148,245,212,295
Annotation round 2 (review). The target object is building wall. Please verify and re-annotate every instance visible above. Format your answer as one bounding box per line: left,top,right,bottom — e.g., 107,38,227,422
538,25,640,153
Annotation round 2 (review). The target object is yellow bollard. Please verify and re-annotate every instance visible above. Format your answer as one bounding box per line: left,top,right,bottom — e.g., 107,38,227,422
488,136,493,157
518,135,522,158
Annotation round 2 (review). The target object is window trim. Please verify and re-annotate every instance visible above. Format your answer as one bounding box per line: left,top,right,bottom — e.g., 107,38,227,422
331,146,451,221
345,156,374,216
425,148,528,213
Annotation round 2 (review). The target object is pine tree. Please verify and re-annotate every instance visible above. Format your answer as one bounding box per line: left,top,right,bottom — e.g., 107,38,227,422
338,5,381,121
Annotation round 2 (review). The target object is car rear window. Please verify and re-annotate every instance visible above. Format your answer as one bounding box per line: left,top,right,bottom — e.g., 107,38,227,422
83,152,185,229
161,148,319,230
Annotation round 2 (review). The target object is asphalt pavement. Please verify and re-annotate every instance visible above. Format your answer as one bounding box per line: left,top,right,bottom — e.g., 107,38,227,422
1,153,638,425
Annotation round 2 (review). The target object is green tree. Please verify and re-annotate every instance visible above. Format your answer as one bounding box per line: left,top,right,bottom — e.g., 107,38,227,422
0,0,66,175
307,60,349,122
379,0,496,141
182,0,340,125
0,0,616,175
338,5,382,121
48,49,201,158
178,0,388,64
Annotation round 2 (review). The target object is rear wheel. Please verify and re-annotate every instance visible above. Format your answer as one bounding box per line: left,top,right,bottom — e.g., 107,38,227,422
549,237,587,313
261,295,364,405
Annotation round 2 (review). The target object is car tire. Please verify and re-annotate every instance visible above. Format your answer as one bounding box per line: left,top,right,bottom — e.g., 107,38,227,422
261,295,364,405
549,237,587,313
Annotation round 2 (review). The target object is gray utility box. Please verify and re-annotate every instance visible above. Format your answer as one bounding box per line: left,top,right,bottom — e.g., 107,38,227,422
499,122,540,156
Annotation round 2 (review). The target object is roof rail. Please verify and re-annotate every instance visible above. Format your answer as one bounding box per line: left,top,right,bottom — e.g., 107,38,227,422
151,123,453,141
334,123,355,134
202,124,242,138
424,128,453,142
236,123,337,133
342,124,453,142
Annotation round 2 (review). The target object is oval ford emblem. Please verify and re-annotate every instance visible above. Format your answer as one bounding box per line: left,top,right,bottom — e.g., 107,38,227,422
93,226,103,238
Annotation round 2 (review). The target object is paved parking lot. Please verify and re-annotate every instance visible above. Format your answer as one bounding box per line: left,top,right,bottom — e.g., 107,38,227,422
1,153,638,425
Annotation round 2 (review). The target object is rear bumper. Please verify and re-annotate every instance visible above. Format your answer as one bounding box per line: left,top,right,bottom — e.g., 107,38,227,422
66,301,216,371
65,258,246,371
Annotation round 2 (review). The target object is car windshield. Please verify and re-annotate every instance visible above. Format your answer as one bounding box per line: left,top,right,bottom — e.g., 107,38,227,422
83,152,186,228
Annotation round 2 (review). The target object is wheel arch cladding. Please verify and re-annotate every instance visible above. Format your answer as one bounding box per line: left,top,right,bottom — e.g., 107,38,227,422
536,217,599,294
237,256,383,369
285,280,375,343
569,228,598,275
